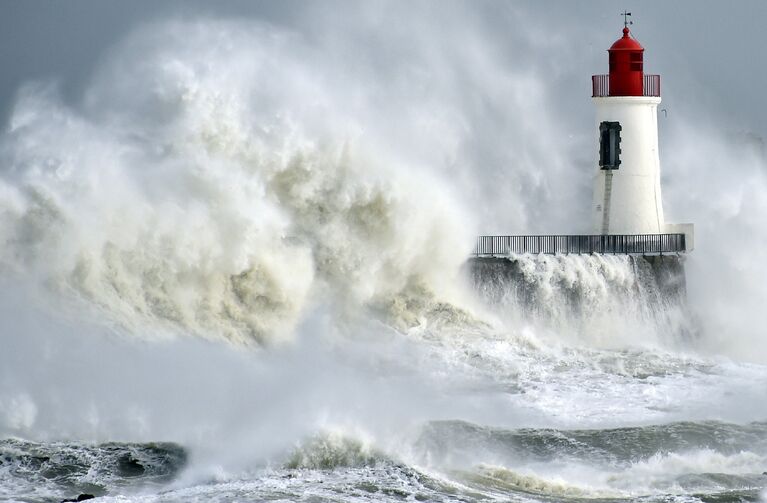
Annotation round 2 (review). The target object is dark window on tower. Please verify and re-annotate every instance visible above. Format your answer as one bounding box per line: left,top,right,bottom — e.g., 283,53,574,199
599,121,622,169
630,52,643,71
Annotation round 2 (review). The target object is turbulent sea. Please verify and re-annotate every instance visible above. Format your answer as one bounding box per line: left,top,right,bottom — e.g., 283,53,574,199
1,16,767,503
3,254,767,503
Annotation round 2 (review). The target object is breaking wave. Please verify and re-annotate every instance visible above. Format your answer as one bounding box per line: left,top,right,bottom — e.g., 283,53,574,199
415,420,767,500
5,419,767,503
285,433,385,470
0,439,186,501
0,20,473,344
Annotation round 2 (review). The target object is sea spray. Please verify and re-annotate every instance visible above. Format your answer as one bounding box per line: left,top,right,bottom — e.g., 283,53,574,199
662,119,767,362
0,21,473,344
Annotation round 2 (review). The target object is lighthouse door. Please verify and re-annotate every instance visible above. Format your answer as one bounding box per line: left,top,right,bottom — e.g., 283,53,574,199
599,121,622,169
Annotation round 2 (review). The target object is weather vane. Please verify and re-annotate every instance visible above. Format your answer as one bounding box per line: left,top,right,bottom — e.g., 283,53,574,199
621,10,633,29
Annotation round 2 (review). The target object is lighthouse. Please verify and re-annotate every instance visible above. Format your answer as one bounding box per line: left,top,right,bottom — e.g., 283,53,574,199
472,17,693,257
590,23,693,249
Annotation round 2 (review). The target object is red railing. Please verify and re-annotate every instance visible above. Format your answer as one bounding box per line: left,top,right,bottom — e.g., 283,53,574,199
591,74,661,97
592,74,610,97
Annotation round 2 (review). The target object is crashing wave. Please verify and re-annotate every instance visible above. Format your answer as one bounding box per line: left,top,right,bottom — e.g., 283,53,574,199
0,21,472,344
0,439,186,501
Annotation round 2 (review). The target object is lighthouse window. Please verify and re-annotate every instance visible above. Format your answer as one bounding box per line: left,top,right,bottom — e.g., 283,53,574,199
599,121,622,169
630,52,643,71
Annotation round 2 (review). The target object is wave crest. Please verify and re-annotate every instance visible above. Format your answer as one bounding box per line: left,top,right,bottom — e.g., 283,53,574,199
0,20,472,343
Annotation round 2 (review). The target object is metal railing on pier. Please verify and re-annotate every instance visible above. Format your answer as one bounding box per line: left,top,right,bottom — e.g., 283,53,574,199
472,234,686,256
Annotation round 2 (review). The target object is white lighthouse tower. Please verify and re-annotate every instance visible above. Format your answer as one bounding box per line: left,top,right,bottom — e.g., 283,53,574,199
590,23,693,250
472,19,693,257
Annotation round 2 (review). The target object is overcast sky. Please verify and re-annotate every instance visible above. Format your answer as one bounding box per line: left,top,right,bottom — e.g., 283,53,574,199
2,0,766,137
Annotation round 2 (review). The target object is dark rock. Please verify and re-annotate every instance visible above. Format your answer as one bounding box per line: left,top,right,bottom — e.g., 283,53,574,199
61,495,95,502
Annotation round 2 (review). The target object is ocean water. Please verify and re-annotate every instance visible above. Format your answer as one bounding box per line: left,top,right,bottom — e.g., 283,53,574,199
3,253,767,503
2,17,767,503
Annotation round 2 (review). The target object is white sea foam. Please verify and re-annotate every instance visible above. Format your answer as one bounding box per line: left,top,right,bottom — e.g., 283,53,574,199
0,20,473,344
621,448,766,484
465,448,767,500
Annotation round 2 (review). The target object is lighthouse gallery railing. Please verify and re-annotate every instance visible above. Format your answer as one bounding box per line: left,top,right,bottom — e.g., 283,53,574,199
472,234,686,256
591,74,661,97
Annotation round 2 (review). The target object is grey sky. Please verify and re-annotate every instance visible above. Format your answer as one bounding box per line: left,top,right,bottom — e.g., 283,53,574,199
2,0,766,137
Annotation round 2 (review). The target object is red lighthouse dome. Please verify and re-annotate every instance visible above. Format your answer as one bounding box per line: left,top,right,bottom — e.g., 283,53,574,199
608,27,644,96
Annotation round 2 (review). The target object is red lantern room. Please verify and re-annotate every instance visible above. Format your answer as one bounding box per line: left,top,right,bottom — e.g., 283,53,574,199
608,27,644,96
592,23,660,98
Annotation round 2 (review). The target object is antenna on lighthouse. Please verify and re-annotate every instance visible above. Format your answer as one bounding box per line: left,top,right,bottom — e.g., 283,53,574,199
621,11,633,28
